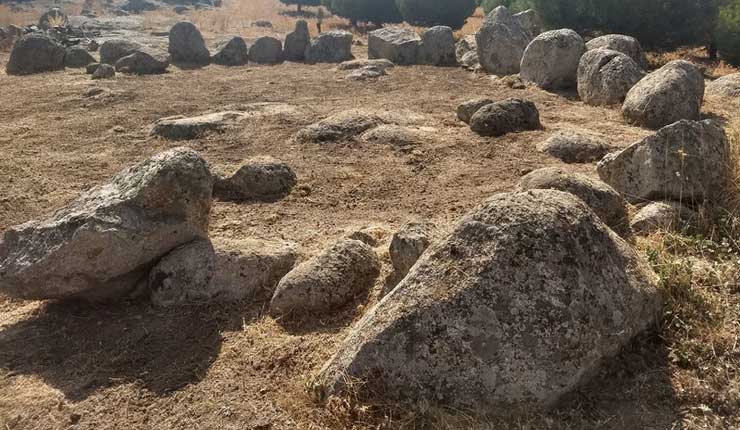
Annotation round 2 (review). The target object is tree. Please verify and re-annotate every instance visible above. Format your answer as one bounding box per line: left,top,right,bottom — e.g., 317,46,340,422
395,0,477,29
322,0,403,26
717,0,740,64
280,0,320,14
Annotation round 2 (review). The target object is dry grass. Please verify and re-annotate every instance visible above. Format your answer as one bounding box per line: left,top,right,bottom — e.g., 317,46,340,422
0,4,42,27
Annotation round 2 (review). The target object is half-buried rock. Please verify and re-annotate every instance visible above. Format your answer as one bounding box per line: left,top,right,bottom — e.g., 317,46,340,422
0,148,213,301
469,98,540,136
296,110,385,143
597,119,729,204
269,239,380,316
151,111,248,139
311,190,661,413
213,156,297,201
536,130,614,163
517,167,630,236
115,49,170,75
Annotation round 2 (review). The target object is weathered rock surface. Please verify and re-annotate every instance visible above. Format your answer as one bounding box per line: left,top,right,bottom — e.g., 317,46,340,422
597,120,729,204
6,35,65,75
346,65,387,81
100,39,142,65
536,130,614,163
296,110,385,143
249,36,283,64
65,46,96,68
389,221,436,282
518,167,630,236
521,29,586,90
211,36,249,66
269,239,381,316
92,63,115,79
476,6,533,75
86,62,100,74
213,156,297,201
149,239,216,307
577,48,643,106
368,27,420,66
115,49,170,74
470,98,540,136
151,111,248,139
311,190,661,413
457,97,495,124
338,58,395,71
418,26,456,66
631,201,697,235
513,9,542,37
706,73,740,98
360,125,426,147
586,34,647,69
284,20,309,62
305,31,353,64
455,35,479,70
168,21,210,65
121,0,157,12
622,60,704,129
0,148,213,301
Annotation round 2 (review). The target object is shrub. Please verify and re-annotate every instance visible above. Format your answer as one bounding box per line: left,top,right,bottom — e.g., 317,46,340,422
717,0,740,65
279,0,320,13
322,0,402,25
395,0,477,29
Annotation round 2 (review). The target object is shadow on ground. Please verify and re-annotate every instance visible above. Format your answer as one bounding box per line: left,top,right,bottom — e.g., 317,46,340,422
0,299,261,401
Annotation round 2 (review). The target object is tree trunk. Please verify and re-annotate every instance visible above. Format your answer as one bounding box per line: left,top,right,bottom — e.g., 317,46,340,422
297,3,302,13
709,40,718,61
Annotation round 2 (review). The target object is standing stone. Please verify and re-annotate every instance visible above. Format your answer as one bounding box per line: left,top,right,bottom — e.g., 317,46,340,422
455,34,479,70
211,36,249,66
100,39,142,64
92,63,115,79
305,31,353,64
520,29,586,90
577,48,643,106
284,20,310,62
6,35,65,75
213,157,297,201
586,34,647,69
0,148,213,301
622,60,705,129
64,46,96,68
469,98,540,136
248,36,283,64
168,21,210,66
597,120,730,204
417,26,456,66
368,27,421,66
311,190,661,413
269,239,381,316
115,50,170,74
476,6,533,75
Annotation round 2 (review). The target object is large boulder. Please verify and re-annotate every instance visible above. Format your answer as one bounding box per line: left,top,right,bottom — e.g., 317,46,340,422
577,48,643,106
0,148,213,301
100,39,142,64
6,35,65,75
168,21,210,65
705,73,740,98
211,36,249,66
115,49,170,74
417,26,456,66
597,120,730,204
475,6,533,75
64,46,96,68
311,190,661,413
586,34,647,69
622,60,704,129
213,156,297,201
536,130,614,163
248,36,283,64
513,9,542,37
517,167,630,236
269,239,381,316
368,27,420,66
469,98,540,137
284,20,310,62
520,29,586,90
305,31,353,64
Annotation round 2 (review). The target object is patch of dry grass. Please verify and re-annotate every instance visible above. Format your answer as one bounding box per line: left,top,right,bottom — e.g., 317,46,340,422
0,4,42,27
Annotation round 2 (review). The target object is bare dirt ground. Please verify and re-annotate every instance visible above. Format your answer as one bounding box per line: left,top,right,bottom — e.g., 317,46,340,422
1,2,740,429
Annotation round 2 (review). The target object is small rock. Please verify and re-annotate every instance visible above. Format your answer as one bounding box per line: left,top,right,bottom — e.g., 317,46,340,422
346,65,387,81
115,49,169,75
253,20,272,28
85,62,100,74
360,125,425,147
346,225,389,247
269,239,381,316
536,130,614,163
100,39,142,65
213,157,297,201
151,111,247,139
92,63,115,79
457,97,494,124
296,110,385,143
389,221,436,281
149,239,216,307
469,98,540,137
64,46,96,68
631,201,698,235
337,58,394,71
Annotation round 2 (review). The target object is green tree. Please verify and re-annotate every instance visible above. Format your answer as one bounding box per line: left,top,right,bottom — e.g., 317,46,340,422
322,0,402,25
280,0,320,14
717,0,740,64
395,0,477,29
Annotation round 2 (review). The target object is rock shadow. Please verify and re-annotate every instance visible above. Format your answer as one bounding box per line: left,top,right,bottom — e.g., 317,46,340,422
0,298,258,401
